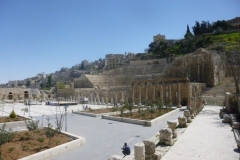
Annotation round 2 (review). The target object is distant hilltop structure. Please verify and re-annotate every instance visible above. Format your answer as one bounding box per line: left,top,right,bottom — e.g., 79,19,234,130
226,17,240,30
153,34,181,47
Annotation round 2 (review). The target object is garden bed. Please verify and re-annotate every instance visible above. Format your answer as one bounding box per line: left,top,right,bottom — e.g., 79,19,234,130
0,116,26,123
102,108,180,126
115,108,174,120
82,106,140,114
0,128,85,160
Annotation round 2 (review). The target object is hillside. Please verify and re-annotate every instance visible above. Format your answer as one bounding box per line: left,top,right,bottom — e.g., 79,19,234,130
146,32,240,58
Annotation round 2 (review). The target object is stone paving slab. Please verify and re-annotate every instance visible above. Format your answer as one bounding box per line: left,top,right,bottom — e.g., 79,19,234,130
161,106,239,160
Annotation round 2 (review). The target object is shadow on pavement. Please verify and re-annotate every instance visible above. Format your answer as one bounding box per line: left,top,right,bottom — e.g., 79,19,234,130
233,148,239,153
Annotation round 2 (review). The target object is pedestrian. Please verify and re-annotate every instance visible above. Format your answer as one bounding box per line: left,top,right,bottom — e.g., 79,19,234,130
121,143,131,157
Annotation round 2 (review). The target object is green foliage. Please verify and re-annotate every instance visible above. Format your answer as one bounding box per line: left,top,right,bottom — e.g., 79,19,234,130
156,100,164,110
55,140,60,145
47,75,52,88
110,107,118,112
138,108,141,116
37,137,44,143
184,24,193,39
56,82,65,89
45,117,55,138
80,61,85,70
25,120,39,131
8,147,15,152
9,110,16,119
26,79,31,88
0,124,16,146
120,107,124,117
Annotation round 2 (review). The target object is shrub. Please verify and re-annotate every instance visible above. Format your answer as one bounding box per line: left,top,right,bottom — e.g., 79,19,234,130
8,147,15,152
0,124,16,146
9,110,16,118
25,120,39,131
37,137,44,143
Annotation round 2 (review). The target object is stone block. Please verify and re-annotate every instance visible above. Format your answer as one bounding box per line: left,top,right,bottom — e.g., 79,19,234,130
184,110,190,117
159,128,172,141
145,152,161,160
143,139,155,155
108,155,123,160
167,120,177,131
222,114,231,123
173,130,177,138
165,139,174,146
233,122,240,129
134,143,145,160
178,116,187,127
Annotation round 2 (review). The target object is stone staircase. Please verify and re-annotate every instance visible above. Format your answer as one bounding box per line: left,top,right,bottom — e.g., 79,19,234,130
201,77,236,106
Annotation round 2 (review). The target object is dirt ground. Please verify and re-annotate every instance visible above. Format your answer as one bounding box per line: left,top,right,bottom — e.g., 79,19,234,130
0,129,70,160
0,116,26,123
83,107,139,114
115,108,174,120
83,107,174,120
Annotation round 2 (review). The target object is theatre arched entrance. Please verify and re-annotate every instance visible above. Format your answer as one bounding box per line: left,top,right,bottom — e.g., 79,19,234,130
8,92,13,100
24,91,29,99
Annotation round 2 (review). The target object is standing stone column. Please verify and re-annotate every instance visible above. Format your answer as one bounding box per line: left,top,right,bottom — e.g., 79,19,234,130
198,56,200,82
160,83,163,102
168,83,172,104
90,94,93,103
145,82,148,101
187,78,191,108
111,94,113,104
139,83,142,106
132,83,135,105
134,143,145,160
177,82,182,108
121,92,124,103
153,82,155,102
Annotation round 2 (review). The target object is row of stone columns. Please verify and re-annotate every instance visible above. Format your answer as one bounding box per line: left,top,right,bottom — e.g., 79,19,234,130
132,81,185,107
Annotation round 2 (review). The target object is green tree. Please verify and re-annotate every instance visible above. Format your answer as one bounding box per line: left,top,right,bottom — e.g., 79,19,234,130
184,24,193,39
26,79,31,88
56,82,65,89
80,61,85,70
47,75,52,88
192,21,201,35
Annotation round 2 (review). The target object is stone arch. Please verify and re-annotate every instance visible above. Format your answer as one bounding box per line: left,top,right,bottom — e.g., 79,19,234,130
8,92,13,100
24,91,29,99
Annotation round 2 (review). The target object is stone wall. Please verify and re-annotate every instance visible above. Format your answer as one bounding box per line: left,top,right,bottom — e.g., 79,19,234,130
162,48,225,87
0,88,33,100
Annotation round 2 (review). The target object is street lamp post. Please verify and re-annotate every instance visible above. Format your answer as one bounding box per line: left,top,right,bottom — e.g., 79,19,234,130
28,99,31,118
64,105,68,132
41,115,44,127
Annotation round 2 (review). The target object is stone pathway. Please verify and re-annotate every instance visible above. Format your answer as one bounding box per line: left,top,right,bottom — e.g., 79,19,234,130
161,105,239,160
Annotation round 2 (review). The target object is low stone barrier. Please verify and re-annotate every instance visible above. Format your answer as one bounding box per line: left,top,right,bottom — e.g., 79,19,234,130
72,111,102,117
0,116,34,130
102,108,180,126
73,108,146,118
18,130,85,160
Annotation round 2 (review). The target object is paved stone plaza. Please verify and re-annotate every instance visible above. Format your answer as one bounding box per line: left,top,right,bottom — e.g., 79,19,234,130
1,103,239,160
1,103,182,160
161,105,239,160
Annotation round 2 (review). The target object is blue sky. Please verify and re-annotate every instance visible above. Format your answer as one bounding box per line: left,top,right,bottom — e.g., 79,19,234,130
0,0,239,84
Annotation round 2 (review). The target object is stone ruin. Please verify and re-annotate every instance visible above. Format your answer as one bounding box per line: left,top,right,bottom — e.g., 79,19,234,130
109,94,205,160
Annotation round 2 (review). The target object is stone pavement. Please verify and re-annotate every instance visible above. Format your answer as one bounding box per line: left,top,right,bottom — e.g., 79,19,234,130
1,103,183,160
161,105,239,160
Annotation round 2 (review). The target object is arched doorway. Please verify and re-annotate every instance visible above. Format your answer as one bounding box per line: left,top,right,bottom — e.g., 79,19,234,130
181,97,188,106
24,91,29,99
8,92,13,100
